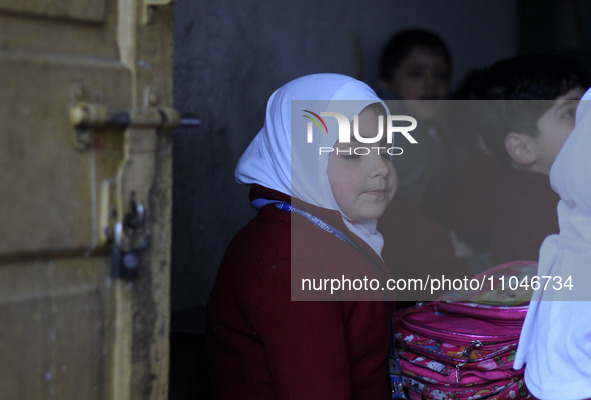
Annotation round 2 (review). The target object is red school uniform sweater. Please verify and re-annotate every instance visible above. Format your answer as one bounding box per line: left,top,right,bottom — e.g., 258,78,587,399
206,185,392,400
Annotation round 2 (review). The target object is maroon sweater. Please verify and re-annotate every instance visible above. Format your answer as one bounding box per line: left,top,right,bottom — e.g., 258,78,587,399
379,194,471,302
206,185,392,400
489,169,559,264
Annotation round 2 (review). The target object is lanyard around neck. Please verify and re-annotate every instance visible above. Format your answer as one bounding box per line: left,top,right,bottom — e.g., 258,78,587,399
251,198,355,247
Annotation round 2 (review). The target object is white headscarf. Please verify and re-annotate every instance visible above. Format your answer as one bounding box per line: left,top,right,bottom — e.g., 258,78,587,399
550,88,591,232
235,73,388,256
514,88,591,399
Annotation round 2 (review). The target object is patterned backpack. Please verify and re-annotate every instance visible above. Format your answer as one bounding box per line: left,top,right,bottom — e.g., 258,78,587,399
392,261,538,400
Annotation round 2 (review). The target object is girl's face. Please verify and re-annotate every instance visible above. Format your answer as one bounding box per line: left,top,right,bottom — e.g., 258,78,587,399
327,106,397,222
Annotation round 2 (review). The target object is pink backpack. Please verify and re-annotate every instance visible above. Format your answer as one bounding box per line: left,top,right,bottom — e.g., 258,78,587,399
392,261,538,400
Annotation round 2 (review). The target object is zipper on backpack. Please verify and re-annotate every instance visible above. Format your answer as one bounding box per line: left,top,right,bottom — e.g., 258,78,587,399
454,340,484,383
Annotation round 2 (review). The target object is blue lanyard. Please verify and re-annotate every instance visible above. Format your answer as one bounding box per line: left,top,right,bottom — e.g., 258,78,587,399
251,198,356,247
251,198,406,399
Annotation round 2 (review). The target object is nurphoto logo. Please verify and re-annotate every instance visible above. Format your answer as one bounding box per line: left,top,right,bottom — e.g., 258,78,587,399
303,111,419,156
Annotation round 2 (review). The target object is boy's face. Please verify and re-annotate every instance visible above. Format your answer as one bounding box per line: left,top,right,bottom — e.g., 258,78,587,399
327,107,397,222
388,48,450,120
533,86,585,175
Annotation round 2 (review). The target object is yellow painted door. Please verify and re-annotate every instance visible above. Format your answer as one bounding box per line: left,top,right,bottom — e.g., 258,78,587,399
0,0,175,399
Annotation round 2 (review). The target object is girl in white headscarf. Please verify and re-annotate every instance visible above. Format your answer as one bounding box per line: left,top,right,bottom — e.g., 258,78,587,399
514,88,591,400
207,73,399,399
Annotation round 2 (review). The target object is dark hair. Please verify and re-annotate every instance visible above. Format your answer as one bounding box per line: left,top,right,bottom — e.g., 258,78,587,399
379,28,452,82
469,54,589,165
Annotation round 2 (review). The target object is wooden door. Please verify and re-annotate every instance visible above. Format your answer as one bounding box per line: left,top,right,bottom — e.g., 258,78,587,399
0,1,175,399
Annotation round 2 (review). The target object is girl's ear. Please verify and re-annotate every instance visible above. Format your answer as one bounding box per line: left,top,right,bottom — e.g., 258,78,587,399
505,132,537,166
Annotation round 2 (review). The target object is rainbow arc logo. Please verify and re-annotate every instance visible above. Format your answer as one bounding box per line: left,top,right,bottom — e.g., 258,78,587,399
303,110,329,142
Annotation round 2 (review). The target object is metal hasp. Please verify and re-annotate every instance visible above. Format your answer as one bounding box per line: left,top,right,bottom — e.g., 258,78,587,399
111,197,150,280
69,102,178,280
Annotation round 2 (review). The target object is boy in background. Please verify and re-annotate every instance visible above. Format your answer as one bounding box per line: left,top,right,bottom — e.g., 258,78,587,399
469,54,588,264
376,28,453,207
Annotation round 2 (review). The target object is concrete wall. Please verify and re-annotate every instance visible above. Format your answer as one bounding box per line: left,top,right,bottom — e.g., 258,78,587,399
171,0,519,312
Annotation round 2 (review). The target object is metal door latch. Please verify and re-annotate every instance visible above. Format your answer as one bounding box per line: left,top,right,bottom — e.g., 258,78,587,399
69,102,200,149
70,102,181,129
111,198,150,280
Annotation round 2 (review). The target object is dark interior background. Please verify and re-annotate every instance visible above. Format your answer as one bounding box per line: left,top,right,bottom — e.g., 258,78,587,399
169,1,591,398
